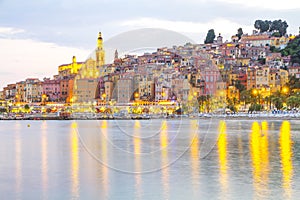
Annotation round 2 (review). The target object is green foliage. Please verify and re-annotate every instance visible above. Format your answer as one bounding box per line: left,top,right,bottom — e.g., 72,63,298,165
272,32,281,37
288,75,300,91
236,28,243,40
287,95,300,108
269,46,281,53
240,90,252,104
227,105,237,113
257,58,266,65
254,19,288,36
272,96,283,110
248,103,262,113
234,80,246,92
204,29,216,44
24,104,30,110
0,107,7,113
281,36,300,64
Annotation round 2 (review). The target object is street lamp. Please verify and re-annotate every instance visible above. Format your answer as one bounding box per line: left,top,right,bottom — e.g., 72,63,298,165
252,88,260,104
102,93,106,105
42,94,47,105
282,86,289,95
134,92,139,99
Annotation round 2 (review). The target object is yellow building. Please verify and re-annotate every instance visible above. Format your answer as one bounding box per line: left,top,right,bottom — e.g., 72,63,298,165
0,91,3,100
256,66,269,89
58,56,83,77
270,36,289,49
73,32,106,103
279,69,289,86
227,85,239,100
138,76,155,100
16,81,26,102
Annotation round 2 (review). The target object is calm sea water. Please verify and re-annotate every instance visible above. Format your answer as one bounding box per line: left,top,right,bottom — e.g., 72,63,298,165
0,119,299,200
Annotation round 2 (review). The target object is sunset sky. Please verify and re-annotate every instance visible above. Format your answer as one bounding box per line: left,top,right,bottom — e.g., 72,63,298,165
0,0,299,88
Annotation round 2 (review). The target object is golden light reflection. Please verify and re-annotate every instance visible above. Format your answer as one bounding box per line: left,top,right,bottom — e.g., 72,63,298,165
217,121,228,196
190,120,200,195
160,120,169,200
250,121,270,198
279,121,293,198
41,122,48,197
15,123,22,196
100,120,109,199
134,121,142,199
70,122,79,199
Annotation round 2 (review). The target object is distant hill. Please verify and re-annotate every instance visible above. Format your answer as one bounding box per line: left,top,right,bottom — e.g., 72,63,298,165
103,28,195,63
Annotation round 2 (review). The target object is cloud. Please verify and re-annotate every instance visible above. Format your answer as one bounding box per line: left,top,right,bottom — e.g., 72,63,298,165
120,18,254,42
0,27,24,36
0,38,89,89
216,0,300,10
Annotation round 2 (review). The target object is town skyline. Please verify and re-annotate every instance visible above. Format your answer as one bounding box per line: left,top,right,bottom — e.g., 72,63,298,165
1,0,300,88
1,24,300,115
0,22,299,89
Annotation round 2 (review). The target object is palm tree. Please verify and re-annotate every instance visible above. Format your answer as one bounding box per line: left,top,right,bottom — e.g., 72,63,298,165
272,96,283,110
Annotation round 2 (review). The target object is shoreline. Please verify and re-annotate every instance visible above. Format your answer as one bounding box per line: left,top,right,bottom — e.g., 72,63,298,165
0,114,299,121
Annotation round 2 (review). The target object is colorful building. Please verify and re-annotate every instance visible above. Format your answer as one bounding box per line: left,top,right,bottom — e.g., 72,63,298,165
42,78,60,102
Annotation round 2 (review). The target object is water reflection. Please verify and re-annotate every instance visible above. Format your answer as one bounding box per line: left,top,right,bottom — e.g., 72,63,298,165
15,122,22,198
190,120,200,196
133,121,142,198
41,122,48,198
250,121,270,198
160,120,169,199
100,120,109,199
70,122,79,199
279,121,293,199
217,121,228,198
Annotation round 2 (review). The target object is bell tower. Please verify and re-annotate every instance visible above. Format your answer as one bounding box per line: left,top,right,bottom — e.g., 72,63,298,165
114,49,119,60
96,32,105,66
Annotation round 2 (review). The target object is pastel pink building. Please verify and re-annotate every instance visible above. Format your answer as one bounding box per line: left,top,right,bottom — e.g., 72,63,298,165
42,78,60,102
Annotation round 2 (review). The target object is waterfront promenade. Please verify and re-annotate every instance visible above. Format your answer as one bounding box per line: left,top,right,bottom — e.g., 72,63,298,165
1,111,300,120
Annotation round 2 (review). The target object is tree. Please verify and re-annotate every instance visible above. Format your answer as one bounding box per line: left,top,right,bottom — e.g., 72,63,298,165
287,96,300,108
204,29,216,44
234,80,246,92
281,35,300,64
254,20,262,31
236,28,243,40
272,32,281,37
272,96,283,110
24,104,30,111
254,19,288,36
278,20,288,36
240,90,252,105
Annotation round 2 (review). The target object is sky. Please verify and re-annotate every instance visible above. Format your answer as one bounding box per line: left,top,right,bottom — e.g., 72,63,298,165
0,0,299,89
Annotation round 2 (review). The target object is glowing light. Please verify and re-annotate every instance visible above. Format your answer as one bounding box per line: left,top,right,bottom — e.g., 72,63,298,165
190,120,200,196
250,121,270,198
218,121,228,195
160,120,169,199
133,120,142,199
279,121,293,198
41,122,48,198
100,120,109,198
134,92,139,98
70,122,79,199
252,89,258,96
282,86,289,94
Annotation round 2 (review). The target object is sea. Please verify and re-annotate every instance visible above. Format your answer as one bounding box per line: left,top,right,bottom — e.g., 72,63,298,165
0,119,299,199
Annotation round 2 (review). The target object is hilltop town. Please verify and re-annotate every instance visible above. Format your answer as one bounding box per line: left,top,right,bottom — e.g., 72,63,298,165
1,20,300,116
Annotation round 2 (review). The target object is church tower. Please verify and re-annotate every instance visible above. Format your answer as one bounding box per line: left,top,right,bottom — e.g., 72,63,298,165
96,32,105,66
114,49,119,60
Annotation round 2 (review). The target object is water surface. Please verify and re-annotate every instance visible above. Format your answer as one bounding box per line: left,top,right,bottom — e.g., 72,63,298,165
0,119,299,199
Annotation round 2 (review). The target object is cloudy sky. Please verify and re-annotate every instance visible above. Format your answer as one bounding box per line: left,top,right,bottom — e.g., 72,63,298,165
0,0,299,89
